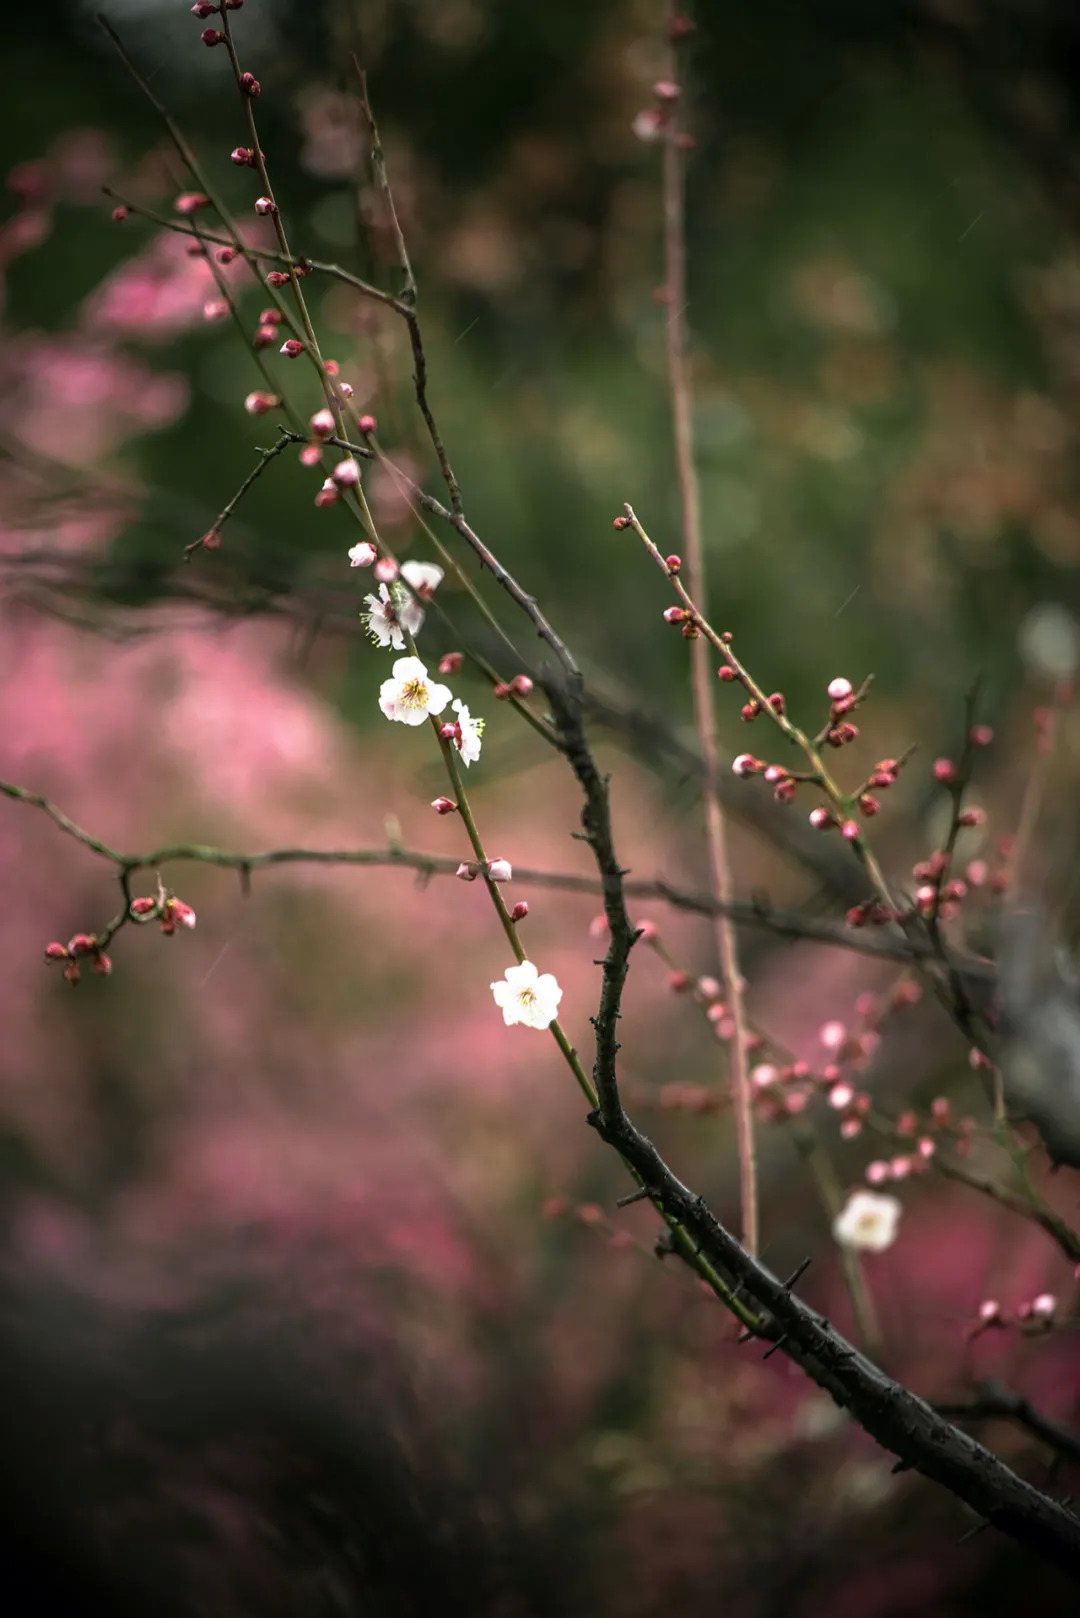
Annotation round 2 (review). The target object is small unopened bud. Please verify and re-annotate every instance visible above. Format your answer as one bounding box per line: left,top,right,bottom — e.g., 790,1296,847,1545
44,942,69,961
933,757,956,784
266,270,289,287
129,897,156,918
978,1299,1001,1324
331,458,360,487
231,147,256,167
191,1,219,16
174,191,209,214
357,414,377,434
200,27,225,46
969,724,993,747
493,682,511,700
200,529,221,550
740,701,760,722
668,971,692,993
431,797,456,815
455,862,477,882
731,753,759,777
662,605,686,624
240,72,260,96
111,204,128,223
809,807,833,830
309,408,335,438
680,620,698,639
314,481,338,508
203,299,228,321
347,540,376,567
858,793,880,816
253,324,277,349
827,677,853,701
67,933,97,957
255,196,277,216
653,80,681,103
91,953,113,976
958,806,985,827
245,391,280,417
216,246,238,264
612,514,630,530
718,665,737,681
439,652,464,675
1031,1293,1057,1321
667,14,695,41
509,674,534,697
767,692,785,714
841,819,860,841
373,557,398,584
487,859,512,883
279,339,304,359
511,901,529,922
665,554,681,573
299,444,322,468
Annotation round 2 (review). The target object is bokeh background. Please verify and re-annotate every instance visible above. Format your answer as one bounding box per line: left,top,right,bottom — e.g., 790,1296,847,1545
2,0,1080,1612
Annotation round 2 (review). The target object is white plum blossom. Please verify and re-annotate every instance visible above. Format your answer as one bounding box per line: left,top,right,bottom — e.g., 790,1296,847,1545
364,582,424,651
491,960,562,1029
449,698,484,766
832,1190,902,1253
400,560,444,600
348,540,377,568
378,656,452,726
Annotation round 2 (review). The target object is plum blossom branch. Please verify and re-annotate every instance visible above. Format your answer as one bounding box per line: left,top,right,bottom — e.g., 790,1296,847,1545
183,428,293,557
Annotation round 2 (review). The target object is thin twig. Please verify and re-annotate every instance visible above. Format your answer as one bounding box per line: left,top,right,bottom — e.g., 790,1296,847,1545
936,1383,1080,1465
182,430,293,557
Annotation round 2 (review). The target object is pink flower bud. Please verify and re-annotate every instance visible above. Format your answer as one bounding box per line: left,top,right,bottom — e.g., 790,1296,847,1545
493,682,511,699
740,701,760,722
697,976,721,1002
1031,1293,1057,1321
969,724,993,747
358,414,377,434
718,665,737,681
731,753,759,777
347,540,376,566
820,1020,846,1052
763,764,785,783
665,554,681,573
202,299,228,321
216,248,238,266
865,1161,890,1184
958,806,985,827
654,80,681,102
978,1299,1001,1324
767,691,785,715
509,674,534,697
63,963,80,985
67,933,97,957
827,677,853,701
589,914,609,940
933,757,956,784
431,797,456,815
841,819,860,841
44,942,69,961
129,897,156,917
455,863,477,882
965,858,988,887
200,27,225,46
439,652,464,675
373,558,398,584
266,270,289,287
254,196,277,216
668,970,692,994
231,147,256,167
487,859,512,883
191,1,219,16
662,606,686,624
253,324,277,349
330,458,360,488
244,391,281,416
828,1083,854,1110
279,339,304,360
511,902,529,921
174,191,209,214
774,778,796,802
299,444,322,468
305,408,334,439
809,807,833,830
240,72,260,96
314,482,338,508
92,953,113,976
111,205,128,223
858,794,880,816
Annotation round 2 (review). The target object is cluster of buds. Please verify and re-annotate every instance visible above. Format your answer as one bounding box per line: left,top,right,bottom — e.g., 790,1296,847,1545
822,678,864,750
968,1292,1058,1340
493,674,535,699
253,306,283,350
455,858,512,884
661,605,698,639
130,894,197,934
44,933,112,984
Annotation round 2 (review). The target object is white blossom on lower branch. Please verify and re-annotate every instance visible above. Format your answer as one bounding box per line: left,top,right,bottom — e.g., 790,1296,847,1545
364,582,425,650
378,657,452,726
832,1189,902,1253
491,960,562,1029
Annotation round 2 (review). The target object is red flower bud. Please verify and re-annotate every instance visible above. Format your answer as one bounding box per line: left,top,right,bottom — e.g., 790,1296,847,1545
431,797,456,815
200,27,225,46
231,147,256,167
280,339,305,358
511,902,529,921
240,73,261,96
111,205,128,223
358,414,377,434
266,270,290,287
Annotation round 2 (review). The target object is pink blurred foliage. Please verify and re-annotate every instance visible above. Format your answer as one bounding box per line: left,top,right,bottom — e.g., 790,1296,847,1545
82,227,250,343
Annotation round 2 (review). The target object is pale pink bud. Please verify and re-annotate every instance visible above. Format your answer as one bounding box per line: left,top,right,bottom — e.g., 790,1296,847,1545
373,557,398,584
439,652,464,675
487,859,512,883
668,970,692,993
231,147,256,167
509,674,534,697
254,196,277,216
827,677,853,701
890,1155,912,1179
958,806,986,827
331,458,361,488
632,108,666,143
970,724,993,747
174,191,209,214
511,902,529,921
92,953,113,976
634,919,658,942
202,299,228,321
280,339,305,358
44,942,69,961
751,1064,778,1090
310,408,335,437
314,483,338,508
455,862,477,882
841,819,860,841
299,444,322,468
819,1020,846,1052
431,797,456,815
732,753,759,777
809,807,833,830
978,1299,1001,1324
865,1161,890,1185
828,1082,854,1109
253,325,277,350
933,757,956,783
244,390,280,416
839,1118,863,1139
347,541,376,567
663,606,686,625
111,204,128,222
653,79,681,102
1031,1293,1057,1321
357,414,377,434
588,914,609,940
665,554,681,573
191,2,218,17
697,976,721,1002
129,897,156,918
917,1137,936,1160
965,858,989,888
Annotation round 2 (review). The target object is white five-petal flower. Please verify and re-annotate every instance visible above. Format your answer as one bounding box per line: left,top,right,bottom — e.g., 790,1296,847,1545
378,656,452,726
832,1190,902,1253
400,560,444,599
364,582,425,651
450,698,484,766
490,960,562,1030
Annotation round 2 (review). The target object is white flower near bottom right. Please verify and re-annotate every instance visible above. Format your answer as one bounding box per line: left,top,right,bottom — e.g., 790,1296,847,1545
491,960,562,1030
832,1189,902,1253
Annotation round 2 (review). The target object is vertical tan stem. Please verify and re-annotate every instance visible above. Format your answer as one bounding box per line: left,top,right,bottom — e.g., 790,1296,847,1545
661,19,758,1254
